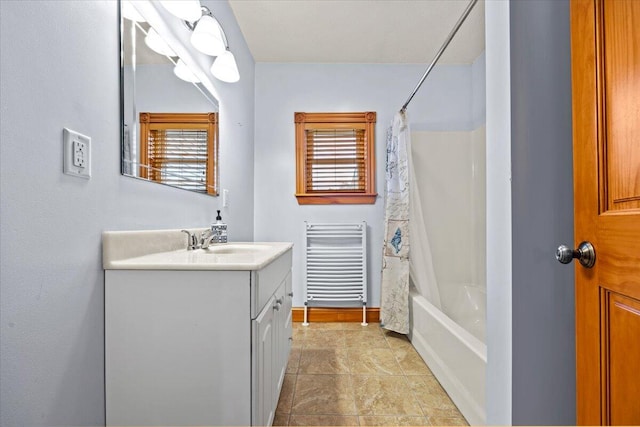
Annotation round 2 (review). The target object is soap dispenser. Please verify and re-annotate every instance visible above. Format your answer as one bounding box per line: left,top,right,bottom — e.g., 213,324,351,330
211,210,228,243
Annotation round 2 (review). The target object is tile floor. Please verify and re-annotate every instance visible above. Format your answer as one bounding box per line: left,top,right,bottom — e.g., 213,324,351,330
274,322,469,426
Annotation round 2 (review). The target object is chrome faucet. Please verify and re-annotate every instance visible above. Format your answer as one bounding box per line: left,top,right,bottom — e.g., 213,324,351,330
200,228,226,249
181,230,199,250
182,227,227,250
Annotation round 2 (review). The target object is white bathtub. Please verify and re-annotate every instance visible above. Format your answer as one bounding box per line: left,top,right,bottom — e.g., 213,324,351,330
409,288,487,425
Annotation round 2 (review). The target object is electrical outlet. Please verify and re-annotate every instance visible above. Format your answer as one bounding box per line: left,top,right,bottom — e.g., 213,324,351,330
73,140,86,167
63,128,91,179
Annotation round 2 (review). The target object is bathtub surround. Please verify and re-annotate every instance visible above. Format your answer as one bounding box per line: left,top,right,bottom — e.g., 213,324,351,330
380,112,411,334
411,128,486,342
406,59,487,425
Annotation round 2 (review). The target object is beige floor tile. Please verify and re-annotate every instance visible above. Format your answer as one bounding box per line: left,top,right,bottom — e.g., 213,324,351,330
301,322,345,330
406,375,443,393
341,322,384,333
289,415,360,426
273,412,290,426
276,374,297,414
303,330,346,348
424,407,466,419
428,415,469,426
351,375,423,416
287,348,302,374
359,415,430,426
343,330,390,349
382,330,413,349
281,322,470,427
392,346,434,375
300,322,343,331
293,327,309,342
405,376,460,413
347,348,403,375
291,374,356,415
298,348,350,374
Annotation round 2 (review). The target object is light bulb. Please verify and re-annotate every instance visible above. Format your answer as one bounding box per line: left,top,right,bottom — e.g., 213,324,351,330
159,0,202,22
174,59,200,83
190,15,226,56
144,28,176,57
211,50,240,83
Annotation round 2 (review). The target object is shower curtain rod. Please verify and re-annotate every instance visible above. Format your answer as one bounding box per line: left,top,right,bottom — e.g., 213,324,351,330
400,0,479,113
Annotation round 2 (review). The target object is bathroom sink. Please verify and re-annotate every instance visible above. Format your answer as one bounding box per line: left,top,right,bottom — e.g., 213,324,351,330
201,244,272,255
102,229,293,270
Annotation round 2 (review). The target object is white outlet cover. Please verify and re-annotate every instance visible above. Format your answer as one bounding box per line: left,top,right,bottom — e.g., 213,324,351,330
63,128,91,179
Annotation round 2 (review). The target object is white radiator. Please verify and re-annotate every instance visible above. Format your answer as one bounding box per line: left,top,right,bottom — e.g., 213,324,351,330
303,222,367,326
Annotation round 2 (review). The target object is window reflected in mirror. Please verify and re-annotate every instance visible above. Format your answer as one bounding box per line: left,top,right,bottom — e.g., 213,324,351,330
120,2,220,196
139,112,218,195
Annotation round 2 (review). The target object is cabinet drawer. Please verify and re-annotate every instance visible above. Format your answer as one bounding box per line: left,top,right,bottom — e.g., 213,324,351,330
251,248,292,318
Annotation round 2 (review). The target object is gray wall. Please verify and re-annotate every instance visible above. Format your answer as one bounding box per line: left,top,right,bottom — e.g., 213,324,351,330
0,1,255,425
510,0,575,424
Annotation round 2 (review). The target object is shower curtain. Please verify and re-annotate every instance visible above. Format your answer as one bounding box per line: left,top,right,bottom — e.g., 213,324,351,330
381,112,411,334
381,111,441,334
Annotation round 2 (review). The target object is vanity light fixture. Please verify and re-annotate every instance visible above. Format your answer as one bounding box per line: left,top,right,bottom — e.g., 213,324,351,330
173,58,200,83
159,0,203,22
185,6,240,83
144,27,177,57
190,14,226,56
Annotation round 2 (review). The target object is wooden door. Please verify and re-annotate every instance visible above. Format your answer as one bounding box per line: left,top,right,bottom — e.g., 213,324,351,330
571,0,640,424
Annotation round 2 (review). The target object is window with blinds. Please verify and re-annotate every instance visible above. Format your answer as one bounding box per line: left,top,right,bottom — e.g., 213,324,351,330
306,128,366,192
295,112,377,204
139,112,218,195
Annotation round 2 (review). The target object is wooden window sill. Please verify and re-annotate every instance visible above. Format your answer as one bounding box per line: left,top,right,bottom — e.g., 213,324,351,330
295,193,378,205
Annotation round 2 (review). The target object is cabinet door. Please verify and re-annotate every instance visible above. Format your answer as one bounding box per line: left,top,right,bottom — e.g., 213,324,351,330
279,272,293,389
283,271,293,353
253,295,275,427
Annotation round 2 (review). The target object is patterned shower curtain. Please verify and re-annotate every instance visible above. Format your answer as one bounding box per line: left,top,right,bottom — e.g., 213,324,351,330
380,111,411,334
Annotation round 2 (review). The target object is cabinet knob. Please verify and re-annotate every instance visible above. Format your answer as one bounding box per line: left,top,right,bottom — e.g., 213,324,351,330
288,292,294,297
275,297,283,305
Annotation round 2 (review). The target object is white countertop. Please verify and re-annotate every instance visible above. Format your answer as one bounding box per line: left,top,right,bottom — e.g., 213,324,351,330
103,229,293,270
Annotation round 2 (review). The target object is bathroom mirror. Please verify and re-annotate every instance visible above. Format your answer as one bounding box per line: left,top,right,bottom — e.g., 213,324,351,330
120,3,220,196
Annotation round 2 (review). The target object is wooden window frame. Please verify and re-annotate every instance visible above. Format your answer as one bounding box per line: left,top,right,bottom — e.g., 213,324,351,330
139,112,218,195
295,112,377,205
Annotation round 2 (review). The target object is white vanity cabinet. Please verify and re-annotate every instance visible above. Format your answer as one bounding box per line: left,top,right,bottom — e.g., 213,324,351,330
252,271,291,426
104,242,292,427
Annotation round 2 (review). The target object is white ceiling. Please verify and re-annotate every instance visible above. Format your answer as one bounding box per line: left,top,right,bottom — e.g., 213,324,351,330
228,0,485,64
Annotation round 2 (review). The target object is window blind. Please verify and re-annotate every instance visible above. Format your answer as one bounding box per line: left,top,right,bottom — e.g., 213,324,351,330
147,128,210,193
305,128,366,192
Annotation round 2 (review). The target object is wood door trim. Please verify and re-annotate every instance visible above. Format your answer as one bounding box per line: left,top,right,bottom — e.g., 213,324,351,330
571,0,602,423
